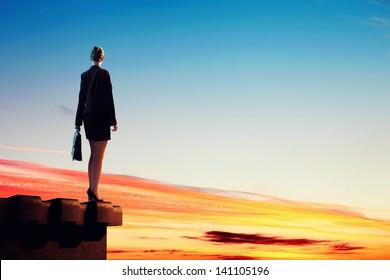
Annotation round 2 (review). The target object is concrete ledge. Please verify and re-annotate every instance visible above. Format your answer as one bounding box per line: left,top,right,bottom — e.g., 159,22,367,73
0,195,123,259
110,206,123,226
1,195,122,226
47,198,81,224
5,195,43,223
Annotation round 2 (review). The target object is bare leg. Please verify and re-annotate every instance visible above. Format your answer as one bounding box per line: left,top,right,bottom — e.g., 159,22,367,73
88,140,108,199
88,142,95,190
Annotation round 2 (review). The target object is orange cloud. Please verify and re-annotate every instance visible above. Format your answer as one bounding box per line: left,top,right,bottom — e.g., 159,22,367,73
1,158,390,260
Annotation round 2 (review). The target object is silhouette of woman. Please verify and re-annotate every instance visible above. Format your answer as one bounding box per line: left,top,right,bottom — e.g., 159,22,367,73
75,46,118,202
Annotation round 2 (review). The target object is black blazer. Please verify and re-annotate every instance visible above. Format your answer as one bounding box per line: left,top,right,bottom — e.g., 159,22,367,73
75,65,117,127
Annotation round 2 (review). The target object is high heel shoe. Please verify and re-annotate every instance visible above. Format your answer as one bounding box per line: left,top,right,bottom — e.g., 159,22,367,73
87,189,103,202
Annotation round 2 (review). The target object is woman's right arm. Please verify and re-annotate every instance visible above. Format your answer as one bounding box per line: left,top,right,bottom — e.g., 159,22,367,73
75,74,86,127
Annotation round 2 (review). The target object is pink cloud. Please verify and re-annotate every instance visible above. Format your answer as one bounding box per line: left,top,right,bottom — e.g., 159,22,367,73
1,158,390,260
0,145,66,154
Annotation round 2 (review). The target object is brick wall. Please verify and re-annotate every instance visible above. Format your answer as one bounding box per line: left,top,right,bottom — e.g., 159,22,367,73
0,195,122,260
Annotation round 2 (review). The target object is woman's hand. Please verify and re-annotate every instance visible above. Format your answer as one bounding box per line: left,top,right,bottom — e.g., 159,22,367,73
111,125,118,132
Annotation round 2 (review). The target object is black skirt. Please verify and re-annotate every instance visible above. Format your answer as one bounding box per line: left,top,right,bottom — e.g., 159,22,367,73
83,114,111,141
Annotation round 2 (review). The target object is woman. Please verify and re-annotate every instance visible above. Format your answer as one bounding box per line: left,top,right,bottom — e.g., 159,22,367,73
75,46,118,202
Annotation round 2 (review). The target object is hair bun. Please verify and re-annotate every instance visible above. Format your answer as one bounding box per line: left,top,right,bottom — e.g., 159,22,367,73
90,46,104,62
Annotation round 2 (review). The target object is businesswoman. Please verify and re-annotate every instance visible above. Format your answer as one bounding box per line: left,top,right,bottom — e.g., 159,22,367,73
75,46,118,202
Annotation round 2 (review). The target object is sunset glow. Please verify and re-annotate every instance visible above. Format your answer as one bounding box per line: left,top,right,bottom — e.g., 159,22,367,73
1,158,389,260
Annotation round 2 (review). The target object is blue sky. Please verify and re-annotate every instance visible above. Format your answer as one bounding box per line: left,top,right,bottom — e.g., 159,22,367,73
0,0,389,214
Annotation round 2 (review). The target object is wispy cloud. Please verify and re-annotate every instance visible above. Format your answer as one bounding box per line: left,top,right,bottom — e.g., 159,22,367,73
366,15,390,58
0,145,66,154
107,249,256,260
187,230,366,254
57,105,74,116
367,0,390,6
368,16,390,27
196,230,326,246
331,243,365,252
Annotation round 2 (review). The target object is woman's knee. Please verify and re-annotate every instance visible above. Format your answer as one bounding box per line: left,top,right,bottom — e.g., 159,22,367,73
95,142,107,159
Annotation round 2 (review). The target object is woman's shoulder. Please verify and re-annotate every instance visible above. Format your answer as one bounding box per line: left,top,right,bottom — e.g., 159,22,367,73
81,67,94,78
98,67,110,75
98,68,111,80
81,66,110,80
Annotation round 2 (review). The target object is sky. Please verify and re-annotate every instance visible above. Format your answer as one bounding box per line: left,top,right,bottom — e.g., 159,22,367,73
1,159,390,260
0,0,390,215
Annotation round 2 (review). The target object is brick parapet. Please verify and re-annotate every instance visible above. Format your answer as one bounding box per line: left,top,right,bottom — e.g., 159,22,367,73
0,195,122,259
